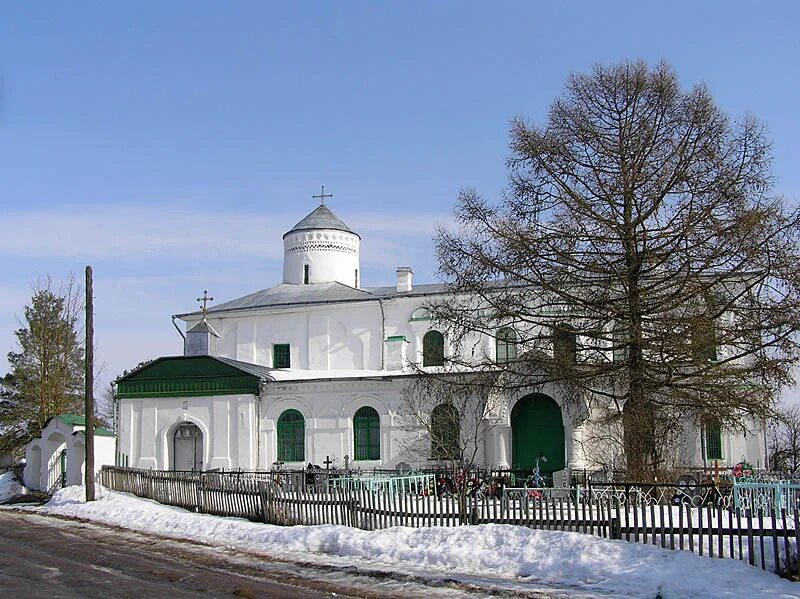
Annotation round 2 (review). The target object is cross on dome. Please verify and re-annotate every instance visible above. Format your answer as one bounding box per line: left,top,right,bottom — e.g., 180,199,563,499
312,185,333,206
196,290,214,317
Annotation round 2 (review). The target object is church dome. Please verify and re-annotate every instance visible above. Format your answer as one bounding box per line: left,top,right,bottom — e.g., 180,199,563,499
283,205,360,239
282,200,361,287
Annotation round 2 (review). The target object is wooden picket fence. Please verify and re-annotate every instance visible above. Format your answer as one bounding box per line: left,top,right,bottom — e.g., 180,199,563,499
258,482,800,576
101,466,263,521
101,466,800,577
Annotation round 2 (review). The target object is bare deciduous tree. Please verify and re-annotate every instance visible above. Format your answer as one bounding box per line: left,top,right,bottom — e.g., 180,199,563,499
768,404,800,474
399,371,501,483
431,61,800,480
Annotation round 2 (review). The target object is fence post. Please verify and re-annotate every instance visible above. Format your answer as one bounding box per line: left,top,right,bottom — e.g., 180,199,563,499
610,516,621,540
610,495,621,539
197,473,204,514
349,489,360,529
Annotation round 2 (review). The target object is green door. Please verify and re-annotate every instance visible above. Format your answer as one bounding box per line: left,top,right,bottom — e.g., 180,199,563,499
511,394,565,473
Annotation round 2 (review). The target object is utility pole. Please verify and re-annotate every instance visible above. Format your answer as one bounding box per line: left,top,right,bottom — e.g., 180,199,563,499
85,265,95,502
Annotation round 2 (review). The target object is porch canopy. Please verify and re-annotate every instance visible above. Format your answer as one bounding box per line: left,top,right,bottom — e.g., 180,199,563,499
116,355,274,399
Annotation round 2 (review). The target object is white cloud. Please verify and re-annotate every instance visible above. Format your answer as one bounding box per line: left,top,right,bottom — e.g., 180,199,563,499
0,201,452,387
0,203,450,263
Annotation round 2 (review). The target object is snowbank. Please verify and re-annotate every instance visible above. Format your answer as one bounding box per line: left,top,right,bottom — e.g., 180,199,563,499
39,486,799,598
0,470,27,502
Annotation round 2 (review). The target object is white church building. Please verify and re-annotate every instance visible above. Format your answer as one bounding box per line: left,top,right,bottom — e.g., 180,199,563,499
115,199,767,483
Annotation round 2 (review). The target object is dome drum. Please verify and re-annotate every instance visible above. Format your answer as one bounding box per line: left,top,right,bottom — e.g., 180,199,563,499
282,205,361,287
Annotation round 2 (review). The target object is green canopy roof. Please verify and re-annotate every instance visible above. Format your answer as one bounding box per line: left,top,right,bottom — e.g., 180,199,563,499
116,355,271,399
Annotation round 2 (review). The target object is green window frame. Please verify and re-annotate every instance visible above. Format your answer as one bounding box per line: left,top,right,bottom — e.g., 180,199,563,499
273,344,291,369
496,327,518,363
431,403,460,460
705,421,723,461
692,317,718,362
277,409,305,462
353,406,380,461
422,330,445,367
553,324,577,364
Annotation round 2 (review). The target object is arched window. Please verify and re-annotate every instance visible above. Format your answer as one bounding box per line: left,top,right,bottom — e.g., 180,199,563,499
496,327,518,363
422,330,445,366
431,403,460,460
409,307,432,321
705,420,723,461
553,324,577,364
353,406,380,461
692,316,718,362
277,409,305,462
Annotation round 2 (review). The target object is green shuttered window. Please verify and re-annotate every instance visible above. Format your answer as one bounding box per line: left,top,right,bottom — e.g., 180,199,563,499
431,403,460,460
553,325,577,363
705,421,723,461
277,409,304,462
273,344,291,368
423,330,445,367
496,327,517,363
353,406,380,461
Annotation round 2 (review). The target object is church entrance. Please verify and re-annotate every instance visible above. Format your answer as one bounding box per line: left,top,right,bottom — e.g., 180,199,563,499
511,394,565,479
173,423,203,471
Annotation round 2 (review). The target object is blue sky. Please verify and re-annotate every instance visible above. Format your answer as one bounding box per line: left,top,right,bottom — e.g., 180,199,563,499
1,2,799,398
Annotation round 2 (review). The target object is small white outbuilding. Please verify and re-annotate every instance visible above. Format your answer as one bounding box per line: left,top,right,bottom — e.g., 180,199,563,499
23,414,115,493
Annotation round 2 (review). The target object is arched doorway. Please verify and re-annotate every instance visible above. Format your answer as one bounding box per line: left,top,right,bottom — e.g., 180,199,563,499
45,433,67,493
173,423,203,471
511,394,565,477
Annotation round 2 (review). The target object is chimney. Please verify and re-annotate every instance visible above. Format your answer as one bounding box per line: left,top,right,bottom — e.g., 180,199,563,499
396,267,413,292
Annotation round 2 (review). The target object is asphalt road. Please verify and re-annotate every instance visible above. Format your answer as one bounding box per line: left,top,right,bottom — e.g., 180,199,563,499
0,508,604,599
0,509,366,598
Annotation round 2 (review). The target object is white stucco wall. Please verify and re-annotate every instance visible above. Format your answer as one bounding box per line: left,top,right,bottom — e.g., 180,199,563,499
208,302,384,371
283,229,360,287
117,394,258,471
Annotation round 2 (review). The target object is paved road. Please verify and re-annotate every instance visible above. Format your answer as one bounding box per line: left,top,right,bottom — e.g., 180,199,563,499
0,509,603,599
0,509,363,598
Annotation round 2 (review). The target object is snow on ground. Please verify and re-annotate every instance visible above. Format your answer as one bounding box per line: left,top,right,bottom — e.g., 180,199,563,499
37,485,799,599
0,471,27,502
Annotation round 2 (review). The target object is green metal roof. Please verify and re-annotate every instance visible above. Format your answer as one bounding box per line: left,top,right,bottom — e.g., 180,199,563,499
56,414,86,426
116,355,269,399
74,427,115,438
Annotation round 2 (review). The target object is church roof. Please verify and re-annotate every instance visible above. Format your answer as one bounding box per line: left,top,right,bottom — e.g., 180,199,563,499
176,281,460,318
363,283,452,297
202,282,376,313
283,205,359,239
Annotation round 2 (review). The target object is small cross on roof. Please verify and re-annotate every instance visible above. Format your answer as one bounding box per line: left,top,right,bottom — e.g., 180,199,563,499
313,185,333,206
196,290,214,317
